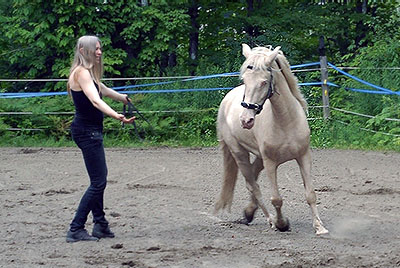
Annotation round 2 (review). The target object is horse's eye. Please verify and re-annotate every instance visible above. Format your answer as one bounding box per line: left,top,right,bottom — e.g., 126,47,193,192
261,80,267,87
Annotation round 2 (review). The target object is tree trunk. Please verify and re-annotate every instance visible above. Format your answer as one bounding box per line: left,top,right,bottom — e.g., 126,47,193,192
245,0,255,39
245,0,261,46
188,0,199,76
160,41,177,75
354,0,375,50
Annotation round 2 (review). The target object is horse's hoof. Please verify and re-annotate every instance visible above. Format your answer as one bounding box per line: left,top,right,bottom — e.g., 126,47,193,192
275,218,290,232
316,226,329,235
243,207,257,223
244,212,254,224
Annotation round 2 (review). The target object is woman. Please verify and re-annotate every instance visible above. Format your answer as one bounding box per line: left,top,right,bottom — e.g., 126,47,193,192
66,35,135,243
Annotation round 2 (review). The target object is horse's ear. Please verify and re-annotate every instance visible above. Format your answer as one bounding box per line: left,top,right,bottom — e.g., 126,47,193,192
269,46,281,62
242,44,251,58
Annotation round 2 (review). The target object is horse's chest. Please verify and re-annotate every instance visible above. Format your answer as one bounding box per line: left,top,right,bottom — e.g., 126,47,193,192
260,135,308,161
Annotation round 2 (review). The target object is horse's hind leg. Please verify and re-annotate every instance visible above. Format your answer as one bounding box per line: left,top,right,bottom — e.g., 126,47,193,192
214,141,239,213
296,149,329,235
243,157,264,223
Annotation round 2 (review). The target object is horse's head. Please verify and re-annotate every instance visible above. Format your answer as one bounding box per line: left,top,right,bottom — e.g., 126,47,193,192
239,44,280,129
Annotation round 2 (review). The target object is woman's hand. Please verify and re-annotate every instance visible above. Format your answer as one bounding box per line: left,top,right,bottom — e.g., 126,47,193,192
122,116,136,124
121,94,131,105
116,113,136,124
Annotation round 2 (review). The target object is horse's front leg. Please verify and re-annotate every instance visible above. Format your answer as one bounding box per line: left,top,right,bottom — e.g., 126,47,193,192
243,157,264,223
234,153,273,227
264,160,290,232
296,149,329,235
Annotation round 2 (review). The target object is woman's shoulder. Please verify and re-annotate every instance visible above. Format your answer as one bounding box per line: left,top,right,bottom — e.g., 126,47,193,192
72,66,91,78
69,67,91,91
70,67,91,83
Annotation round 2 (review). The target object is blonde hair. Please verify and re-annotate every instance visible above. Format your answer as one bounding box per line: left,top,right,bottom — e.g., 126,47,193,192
67,35,103,95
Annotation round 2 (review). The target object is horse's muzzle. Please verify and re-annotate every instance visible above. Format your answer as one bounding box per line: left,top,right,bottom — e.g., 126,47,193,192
240,116,255,129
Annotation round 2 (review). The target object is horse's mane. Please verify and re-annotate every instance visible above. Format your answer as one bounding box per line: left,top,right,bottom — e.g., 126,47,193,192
239,46,308,114
275,53,308,113
239,47,273,78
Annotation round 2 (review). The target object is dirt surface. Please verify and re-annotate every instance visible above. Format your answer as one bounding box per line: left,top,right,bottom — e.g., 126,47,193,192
1,147,400,268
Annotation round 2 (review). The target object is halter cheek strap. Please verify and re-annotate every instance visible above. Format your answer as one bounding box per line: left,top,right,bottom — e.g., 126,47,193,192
241,67,274,115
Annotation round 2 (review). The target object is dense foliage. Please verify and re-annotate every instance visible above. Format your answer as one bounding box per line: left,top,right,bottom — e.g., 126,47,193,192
0,0,399,151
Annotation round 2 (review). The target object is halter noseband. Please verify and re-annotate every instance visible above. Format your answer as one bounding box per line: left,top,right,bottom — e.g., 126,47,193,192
241,66,274,115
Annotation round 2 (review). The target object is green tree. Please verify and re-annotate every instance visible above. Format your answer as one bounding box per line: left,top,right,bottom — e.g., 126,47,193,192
0,0,189,91
1,0,400,149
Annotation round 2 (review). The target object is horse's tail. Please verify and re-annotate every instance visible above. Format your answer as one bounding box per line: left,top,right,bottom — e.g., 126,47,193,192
276,53,308,115
214,139,239,214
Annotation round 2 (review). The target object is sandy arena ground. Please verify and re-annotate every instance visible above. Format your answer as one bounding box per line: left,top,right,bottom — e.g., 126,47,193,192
1,147,400,268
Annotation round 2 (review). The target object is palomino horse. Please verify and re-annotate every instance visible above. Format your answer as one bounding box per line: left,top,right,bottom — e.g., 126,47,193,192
214,44,328,235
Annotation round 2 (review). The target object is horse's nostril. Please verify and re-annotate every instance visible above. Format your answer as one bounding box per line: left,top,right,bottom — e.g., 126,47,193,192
247,118,254,124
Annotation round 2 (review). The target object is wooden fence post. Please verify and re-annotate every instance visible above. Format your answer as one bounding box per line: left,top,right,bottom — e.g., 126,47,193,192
319,36,330,119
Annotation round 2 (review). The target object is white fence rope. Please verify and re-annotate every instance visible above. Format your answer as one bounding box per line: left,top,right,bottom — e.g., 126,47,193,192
331,107,400,138
0,75,231,82
2,66,400,82
331,107,400,122
334,119,400,137
2,106,399,136
0,109,216,116
2,105,399,122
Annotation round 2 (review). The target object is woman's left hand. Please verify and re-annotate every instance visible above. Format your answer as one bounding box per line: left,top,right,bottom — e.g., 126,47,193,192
121,116,136,124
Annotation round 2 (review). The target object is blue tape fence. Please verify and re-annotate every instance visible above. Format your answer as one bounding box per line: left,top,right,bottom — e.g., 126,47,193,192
1,62,399,98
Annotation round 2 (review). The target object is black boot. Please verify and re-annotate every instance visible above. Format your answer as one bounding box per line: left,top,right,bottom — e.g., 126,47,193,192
66,229,99,243
92,223,115,239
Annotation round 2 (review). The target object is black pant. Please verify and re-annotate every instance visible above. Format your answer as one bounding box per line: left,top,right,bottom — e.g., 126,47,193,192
69,126,108,231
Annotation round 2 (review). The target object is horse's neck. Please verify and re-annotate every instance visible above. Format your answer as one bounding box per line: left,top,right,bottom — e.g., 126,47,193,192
268,81,302,123
266,60,302,118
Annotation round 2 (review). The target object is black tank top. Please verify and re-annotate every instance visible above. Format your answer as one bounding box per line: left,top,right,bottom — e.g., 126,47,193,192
71,82,104,129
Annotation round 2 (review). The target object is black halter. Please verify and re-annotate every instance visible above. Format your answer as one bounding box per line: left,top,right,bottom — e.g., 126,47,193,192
241,66,274,115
